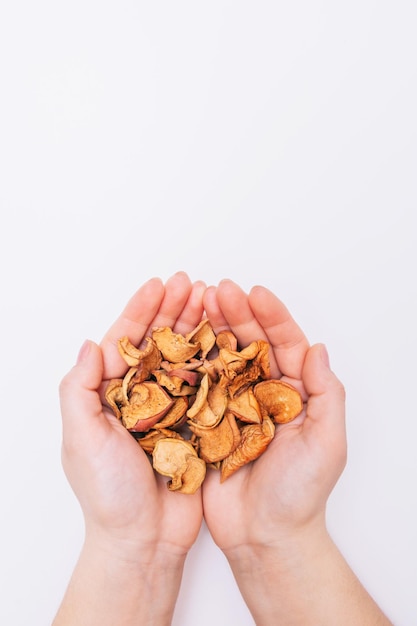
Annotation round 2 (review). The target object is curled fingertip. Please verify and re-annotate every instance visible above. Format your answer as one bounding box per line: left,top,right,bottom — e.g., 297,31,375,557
76,340,102,372
145,275,163,284
319,343,330,369
249,284,270,297
166,270,191,283
76,339,93,365
217,278,244,297
218,278,236,287
138,276,164,296
192,279,207,291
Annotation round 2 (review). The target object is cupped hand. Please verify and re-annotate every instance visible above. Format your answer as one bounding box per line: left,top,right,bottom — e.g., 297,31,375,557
59,272,205,559
202,279,347,552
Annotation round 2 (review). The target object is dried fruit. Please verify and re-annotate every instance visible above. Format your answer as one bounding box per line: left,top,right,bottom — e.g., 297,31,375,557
189,411,240,463
152,327,201,363
253,379,303,424
105,320,303,493
121,381,174,431
152,438,206,494
185,319,216,359
138,428,182,454
220,416,275,481
187,375,228,428
118,336,162,380
227,387,262,424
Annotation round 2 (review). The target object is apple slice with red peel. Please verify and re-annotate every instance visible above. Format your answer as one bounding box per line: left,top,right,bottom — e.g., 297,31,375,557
121,381,174,431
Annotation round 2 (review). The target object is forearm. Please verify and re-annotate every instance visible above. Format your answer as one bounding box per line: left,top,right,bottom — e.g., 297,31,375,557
52,531,186,626
225,521,392,626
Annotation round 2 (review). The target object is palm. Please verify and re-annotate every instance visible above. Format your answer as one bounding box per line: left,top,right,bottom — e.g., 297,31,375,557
203,410,334,550
76,407,202,551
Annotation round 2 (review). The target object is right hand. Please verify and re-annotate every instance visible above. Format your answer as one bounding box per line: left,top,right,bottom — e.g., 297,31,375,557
59,272,206,561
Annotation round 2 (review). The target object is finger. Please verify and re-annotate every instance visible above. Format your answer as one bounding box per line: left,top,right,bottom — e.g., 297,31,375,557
206,279,280,377
173,280,206,335
248,285,309,379
144,271,194,336
213,279,270,343
203,285,228,331
100,277,165,379
302,343,347,452
59,340,109,445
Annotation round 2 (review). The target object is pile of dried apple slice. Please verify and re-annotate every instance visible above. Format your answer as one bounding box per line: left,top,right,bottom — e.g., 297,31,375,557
105,320,303,494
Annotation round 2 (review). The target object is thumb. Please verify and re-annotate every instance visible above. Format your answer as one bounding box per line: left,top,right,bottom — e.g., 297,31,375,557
302,343,346,442
59,340,105,439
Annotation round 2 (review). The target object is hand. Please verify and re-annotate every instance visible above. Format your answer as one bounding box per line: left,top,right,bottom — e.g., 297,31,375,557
59,272,205,559
202,279,347,551
200,281,394,626
55,273,208,626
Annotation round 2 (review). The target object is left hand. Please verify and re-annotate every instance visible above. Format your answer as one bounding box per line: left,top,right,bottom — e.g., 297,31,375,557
201,279,346,553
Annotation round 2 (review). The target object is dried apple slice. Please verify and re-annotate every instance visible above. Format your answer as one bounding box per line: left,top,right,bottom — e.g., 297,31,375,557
104,379,124,419
154,396,189,429
187,379,227,428
226,340,271,397
215,330,238,351
217,347,247,378
253,379,303,424
186,319,216,359
122,366,140,401
152,369,185,395
179,455,207,494
220,416,275,482
167,368,200,387
118,336,143,366
152,438,206,494
186,373,210,419
152,438,193,476
138,428,182,454
189,412,240,463
118,336,162,380
121,381,174,431
152,327,200,363
214,339,270,390
227,387,262,424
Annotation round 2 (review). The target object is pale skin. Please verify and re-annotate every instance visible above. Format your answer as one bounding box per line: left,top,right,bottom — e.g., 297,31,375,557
54,271,393,626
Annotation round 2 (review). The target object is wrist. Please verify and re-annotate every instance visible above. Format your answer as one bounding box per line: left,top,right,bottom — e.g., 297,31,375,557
223,517,333,625
53,528,187,626
222,518,391,626
225,515,329,574
84,522,188,574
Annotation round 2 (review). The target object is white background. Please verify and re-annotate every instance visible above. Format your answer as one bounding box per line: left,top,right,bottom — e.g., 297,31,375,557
1,2,416,624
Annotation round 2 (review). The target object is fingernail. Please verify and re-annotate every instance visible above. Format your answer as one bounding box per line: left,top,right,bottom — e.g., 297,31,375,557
320,343,330,368
76,339,91,364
